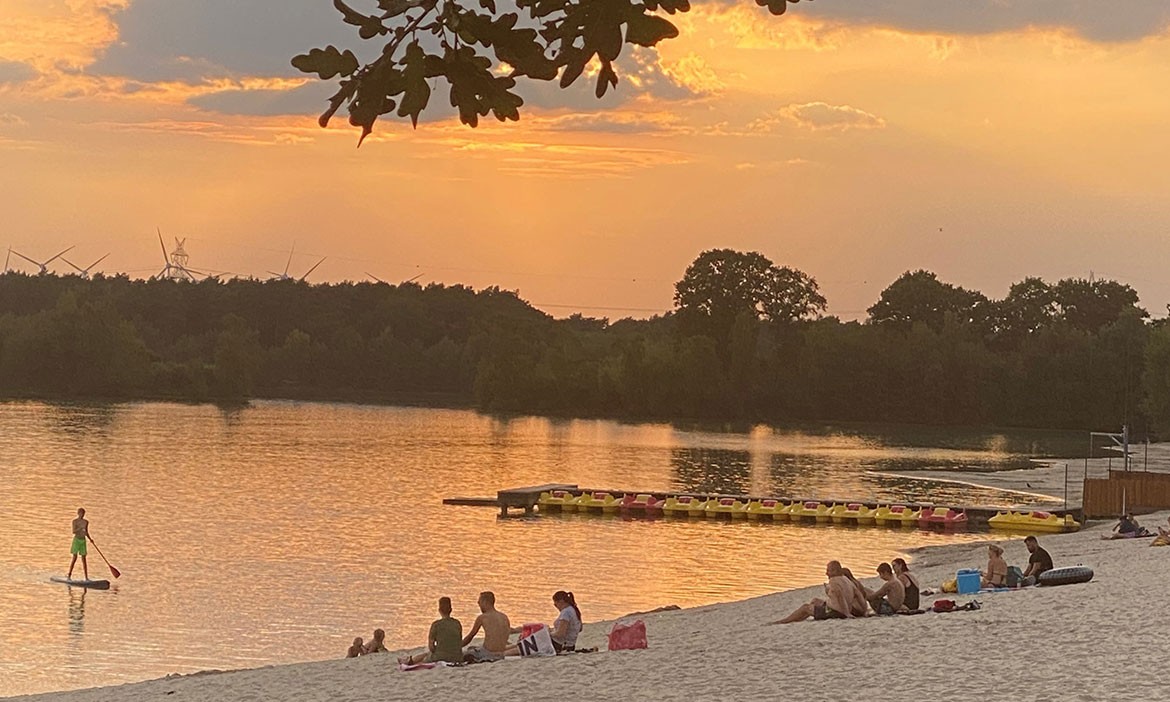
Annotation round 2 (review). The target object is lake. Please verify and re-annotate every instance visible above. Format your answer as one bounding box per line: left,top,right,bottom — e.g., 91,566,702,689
0,401,1080,696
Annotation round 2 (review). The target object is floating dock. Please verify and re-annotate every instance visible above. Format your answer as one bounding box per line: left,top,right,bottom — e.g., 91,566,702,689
443,484,1084,528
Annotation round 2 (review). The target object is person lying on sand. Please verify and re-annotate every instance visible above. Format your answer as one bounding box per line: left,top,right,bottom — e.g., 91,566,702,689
401,597,464,665
462,591,512,663
770,561,856,624
863,562,905,615
1112,514,1151,537
346,637,365,658
982,545,1008,588
364,628,387,654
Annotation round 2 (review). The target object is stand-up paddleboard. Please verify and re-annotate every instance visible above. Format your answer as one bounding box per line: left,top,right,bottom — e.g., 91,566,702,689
50,576,111,590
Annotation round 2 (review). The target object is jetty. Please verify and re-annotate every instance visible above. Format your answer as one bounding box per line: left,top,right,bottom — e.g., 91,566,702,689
444,484,1084,528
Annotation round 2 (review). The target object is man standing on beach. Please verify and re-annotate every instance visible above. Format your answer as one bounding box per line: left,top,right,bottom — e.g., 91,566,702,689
67,508,91,581
461,591,512,662
1022,535,1053,586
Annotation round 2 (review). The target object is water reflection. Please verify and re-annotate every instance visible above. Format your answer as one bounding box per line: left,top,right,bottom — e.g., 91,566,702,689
671,448,751,494
45,403,121,438
67,588,86,636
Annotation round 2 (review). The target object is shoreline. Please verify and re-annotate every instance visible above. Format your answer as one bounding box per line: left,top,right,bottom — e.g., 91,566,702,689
12,509,1167,702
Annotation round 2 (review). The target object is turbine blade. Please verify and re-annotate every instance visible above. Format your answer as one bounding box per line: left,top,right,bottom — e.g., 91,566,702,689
299,257,325,282
44,246,75,266
11,250,39,266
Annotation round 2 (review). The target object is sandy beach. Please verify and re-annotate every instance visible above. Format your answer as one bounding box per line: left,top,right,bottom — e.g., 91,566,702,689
11,498,1168,702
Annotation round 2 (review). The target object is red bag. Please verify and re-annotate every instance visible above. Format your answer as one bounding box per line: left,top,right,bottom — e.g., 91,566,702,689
607,619,648,651
932,599,956,613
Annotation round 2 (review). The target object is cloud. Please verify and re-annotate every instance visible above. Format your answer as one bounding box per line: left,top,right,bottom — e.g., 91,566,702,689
90,0,358,82
796,0,1170,43
189,81,332,117
536,112,684,135
0,59,37,85
750,102,886,133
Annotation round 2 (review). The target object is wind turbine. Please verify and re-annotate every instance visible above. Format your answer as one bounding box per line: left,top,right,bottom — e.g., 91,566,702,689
270,244,325,282
366,271,423,285
9,246,75,275
62,253,111,279
154,229,196,282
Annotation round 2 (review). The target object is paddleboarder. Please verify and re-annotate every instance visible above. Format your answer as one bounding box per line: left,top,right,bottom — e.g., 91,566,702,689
68,508,92,581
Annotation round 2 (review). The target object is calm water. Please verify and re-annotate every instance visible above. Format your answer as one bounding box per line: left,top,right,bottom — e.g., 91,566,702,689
0,401,1076,697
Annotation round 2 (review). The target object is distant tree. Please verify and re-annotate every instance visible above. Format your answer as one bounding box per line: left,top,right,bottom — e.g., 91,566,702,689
867,270,988,333
992,277,1058,344
673,248,826,345
294,0,804,140
1053,277,1146,333
1143,324,1170,437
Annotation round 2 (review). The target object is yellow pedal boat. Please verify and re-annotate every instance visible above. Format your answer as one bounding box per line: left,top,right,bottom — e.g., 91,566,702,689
662,495,709,517
873,504,921,527
575,491,621,513
538,489,580,512
705,497,748,519
745,499,787,520
789,500,832,523
988,510,1081,533
829,502,875,525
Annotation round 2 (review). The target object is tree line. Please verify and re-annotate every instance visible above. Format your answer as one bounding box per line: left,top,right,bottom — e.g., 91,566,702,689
1,249,1167,435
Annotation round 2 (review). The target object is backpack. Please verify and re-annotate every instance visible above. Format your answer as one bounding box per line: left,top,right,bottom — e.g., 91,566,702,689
1006,566,1024,588
932,599,956,613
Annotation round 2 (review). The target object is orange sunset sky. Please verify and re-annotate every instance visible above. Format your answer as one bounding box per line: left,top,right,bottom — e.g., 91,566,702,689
2,1,1169,320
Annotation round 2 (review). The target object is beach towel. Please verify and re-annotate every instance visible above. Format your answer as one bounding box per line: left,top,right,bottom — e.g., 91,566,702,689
398,661,456,672
607,620,648,651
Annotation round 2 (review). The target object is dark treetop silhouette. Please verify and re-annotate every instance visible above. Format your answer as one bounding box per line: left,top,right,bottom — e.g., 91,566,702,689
292,0,808,139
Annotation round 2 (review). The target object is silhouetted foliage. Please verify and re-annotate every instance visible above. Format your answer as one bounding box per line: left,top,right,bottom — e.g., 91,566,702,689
294,0,805,138
0,259,1163,434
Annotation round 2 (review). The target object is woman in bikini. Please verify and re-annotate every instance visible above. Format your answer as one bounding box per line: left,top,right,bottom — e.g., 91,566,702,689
982,544,1008,588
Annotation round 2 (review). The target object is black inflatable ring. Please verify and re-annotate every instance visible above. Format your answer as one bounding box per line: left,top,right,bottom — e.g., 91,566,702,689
1038,566,1094,587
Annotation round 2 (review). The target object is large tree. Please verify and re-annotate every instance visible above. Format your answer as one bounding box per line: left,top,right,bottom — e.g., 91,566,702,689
867,270,989,333
673,249,825,345
293,0,805,140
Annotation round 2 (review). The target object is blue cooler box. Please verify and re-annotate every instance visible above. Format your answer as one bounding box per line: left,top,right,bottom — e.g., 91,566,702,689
956,568,981,594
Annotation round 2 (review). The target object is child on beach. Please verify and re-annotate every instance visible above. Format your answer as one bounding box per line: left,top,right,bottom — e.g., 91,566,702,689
364,629,387,654
346,637,365,658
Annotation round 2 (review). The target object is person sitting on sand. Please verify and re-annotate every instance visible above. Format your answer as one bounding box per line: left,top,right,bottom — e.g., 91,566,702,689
548,590,582,652
892,558,921,611
982,545,1008,588
401,597,464,665
462,591,512,663
364,628,387,654
346,637,365,658
770,561,857,624
840,568,871,617
863,562,906,615
1022,535,1053,586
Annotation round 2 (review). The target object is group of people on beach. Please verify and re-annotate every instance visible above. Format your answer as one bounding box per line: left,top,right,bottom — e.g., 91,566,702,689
771,557,922,623
347,589,583,664
774,535,1057,623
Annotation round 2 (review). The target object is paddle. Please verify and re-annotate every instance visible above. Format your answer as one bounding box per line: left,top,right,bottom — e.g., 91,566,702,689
89,539,121,579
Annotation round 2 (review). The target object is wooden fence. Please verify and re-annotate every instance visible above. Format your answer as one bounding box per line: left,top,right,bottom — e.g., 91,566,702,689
1083,470,1170,518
